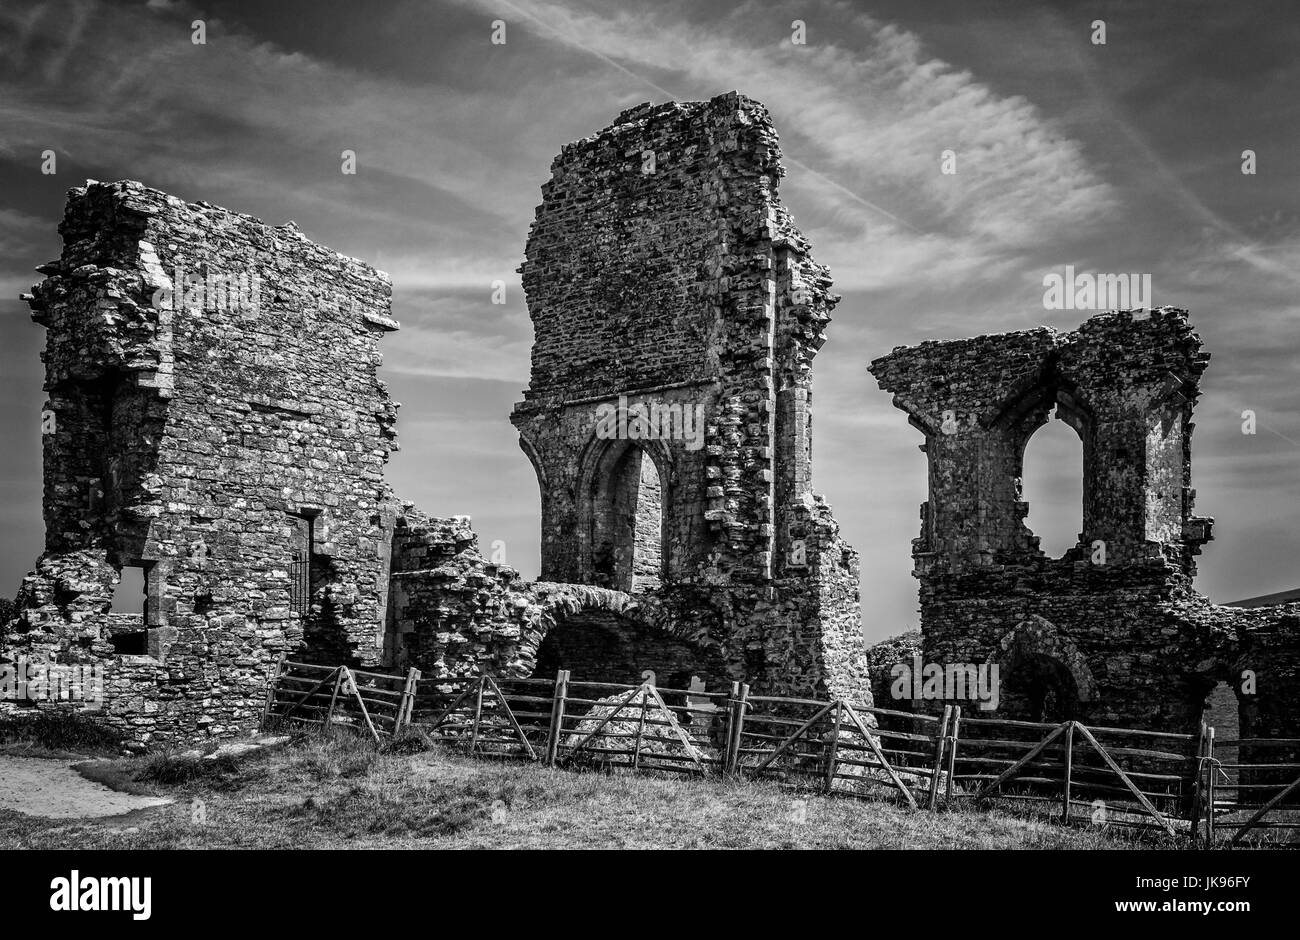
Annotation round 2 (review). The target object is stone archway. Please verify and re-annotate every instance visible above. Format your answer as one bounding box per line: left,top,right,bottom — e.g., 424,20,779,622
520,583,721,689
530,608,700,688
574,436,672,593
988,615,1095,722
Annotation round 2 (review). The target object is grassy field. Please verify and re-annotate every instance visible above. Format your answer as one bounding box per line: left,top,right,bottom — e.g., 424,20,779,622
0,724,1173,850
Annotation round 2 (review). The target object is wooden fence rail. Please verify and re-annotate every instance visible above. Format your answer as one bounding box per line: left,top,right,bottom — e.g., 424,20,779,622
952,718,1198,838
263,657,417,743
260,664,1297,846
1198,734,1300,846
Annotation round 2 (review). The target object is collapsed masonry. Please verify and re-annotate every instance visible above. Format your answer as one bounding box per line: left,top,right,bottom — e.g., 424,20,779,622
870,309,1300,741
507,93,865,701
382,94,866,703
4,181,405,744
1,92,867,747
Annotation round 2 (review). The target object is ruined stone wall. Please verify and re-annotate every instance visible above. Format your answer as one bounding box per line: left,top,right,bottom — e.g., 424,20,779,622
1,95,872,744
3,180,400,746
386,507,724,687
870,308,1300,735
1181,598,1300,759
386,508,537,676
509,93,865,702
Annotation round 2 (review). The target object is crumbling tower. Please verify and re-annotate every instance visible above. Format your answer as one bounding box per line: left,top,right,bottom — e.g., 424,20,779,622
509,92,866,699
3,180,401,745
870,308,1300,736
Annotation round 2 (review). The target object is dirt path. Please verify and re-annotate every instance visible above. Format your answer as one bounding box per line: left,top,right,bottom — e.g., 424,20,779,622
0,756,172,819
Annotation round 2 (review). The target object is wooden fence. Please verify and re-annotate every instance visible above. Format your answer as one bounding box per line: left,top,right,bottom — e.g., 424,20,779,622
947,714,1201,838
549,675,727,774
408,674,545,759
262,657,415,742
1199,731,1300,846
735,694,922,806
261,664,1298,846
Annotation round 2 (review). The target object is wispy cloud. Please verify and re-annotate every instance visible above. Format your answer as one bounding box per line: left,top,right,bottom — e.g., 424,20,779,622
463,0,1118,293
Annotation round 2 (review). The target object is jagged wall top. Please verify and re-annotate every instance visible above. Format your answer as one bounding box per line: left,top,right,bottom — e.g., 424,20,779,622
516,91,834,405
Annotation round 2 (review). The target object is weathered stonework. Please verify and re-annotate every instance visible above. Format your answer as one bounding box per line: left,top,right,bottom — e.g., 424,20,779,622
4,180,402,746
870,308,1300,741
384,506,724,687
509,93,866,701
2,94,869,746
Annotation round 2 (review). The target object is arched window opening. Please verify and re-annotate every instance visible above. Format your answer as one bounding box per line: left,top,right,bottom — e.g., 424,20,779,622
1020,411,1084,558
588,443,665,592
1001,652,1080,723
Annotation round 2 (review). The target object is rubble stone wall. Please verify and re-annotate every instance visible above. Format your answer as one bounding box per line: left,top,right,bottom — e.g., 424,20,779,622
385,507,726,687
2,180,400,747
2,95,878,746
510,93,866,702
870,308,1300,736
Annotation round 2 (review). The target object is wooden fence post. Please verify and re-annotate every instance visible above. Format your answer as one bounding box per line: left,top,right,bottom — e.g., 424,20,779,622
723,682,740,775
1205,726,1217,845
823,701,843,794
1061,720,1075,824
261,652,287,727
396,667,419,733
632,694,647,771
728,683,750,776
469,676,486,754
408,668,421,728
945,706,961,802
1189,721,1207,847
546,669,569,767
928,705,952,810
325,666,345,724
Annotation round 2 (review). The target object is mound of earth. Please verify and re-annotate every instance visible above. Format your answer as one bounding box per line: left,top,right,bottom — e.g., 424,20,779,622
565,688,714,768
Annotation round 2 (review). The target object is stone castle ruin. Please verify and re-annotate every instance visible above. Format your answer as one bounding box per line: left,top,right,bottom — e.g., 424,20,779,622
508,94,863,700
870,310,1300,738
3,91,1297,749
1,92,866,746
7,182,404,742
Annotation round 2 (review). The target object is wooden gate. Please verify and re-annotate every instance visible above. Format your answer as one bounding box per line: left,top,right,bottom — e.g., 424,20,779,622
262,658,416,743
409,675,540,760
1200,732,1300,846
551,678,718,774
964,718,1193,837
735,695,919,807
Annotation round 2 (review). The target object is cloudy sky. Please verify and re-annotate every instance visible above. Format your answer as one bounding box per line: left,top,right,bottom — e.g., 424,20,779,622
1,0,1297,640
